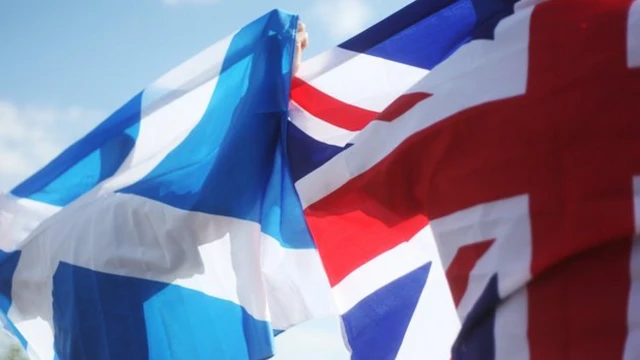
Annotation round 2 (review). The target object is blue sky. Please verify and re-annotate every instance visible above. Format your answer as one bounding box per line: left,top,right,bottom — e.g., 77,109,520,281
0,0,413,358
0,0,413,190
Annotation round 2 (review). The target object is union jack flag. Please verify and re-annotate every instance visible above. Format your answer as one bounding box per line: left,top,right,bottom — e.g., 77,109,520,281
290,0,640,359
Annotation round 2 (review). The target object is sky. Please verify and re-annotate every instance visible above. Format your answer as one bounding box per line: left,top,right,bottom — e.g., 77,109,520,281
0,0,414,358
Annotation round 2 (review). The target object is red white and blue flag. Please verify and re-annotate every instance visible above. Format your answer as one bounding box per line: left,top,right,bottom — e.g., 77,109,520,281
292,0,640,359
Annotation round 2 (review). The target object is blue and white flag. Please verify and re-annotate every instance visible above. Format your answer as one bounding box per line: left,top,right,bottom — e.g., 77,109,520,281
0,10,334,360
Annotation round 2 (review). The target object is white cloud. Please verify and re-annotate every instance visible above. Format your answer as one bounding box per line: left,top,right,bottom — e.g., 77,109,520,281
163,0,219,6
0,100,105,191
312,0,374,41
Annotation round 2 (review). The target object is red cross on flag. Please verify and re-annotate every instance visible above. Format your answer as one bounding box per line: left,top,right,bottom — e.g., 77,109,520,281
291,0,640,358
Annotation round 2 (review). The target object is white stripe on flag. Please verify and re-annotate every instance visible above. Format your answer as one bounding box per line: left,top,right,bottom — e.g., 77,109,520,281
295,5,533,209
331,227,435,314
102,35,235,192
629,0,640,68
0,194,60,250
288,102,357,147
394,229,460,360
624,176,640,360
8,192,334,358
298,48,429,112
101,76,218,191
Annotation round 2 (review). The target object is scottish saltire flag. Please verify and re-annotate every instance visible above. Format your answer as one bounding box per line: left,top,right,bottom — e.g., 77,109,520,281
0,10,336,359
292,0,640,359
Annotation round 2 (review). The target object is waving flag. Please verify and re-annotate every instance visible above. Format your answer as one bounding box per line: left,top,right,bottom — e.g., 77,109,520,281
291,0,640,359
0,10,335,360
289,0,522,357
3,0,638,359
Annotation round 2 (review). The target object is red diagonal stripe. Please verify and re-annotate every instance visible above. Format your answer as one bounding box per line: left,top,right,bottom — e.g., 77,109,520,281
378,92,431,121
445,239,495,307
303,2,640,359
291,77,379,131
304,170,429,286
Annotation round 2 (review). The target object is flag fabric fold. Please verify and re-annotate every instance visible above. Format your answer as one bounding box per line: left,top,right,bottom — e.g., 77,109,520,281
291,0,640,359
288,0,524,357
3,0,639,359
0,9,335,360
